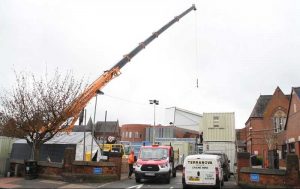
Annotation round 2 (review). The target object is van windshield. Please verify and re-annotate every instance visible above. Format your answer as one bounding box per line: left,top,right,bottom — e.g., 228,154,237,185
139,148,168,160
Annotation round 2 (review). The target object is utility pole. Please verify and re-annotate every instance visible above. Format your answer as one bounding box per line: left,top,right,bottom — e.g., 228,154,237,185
91,90,104,160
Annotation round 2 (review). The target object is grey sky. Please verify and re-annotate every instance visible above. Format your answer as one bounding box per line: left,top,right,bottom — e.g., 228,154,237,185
1,0,300,129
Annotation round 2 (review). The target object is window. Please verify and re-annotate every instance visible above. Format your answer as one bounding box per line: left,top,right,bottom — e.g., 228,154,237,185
213,116,219,127
129,132,132,138
273,110,286,133
135,132,139,138
125,131,128,138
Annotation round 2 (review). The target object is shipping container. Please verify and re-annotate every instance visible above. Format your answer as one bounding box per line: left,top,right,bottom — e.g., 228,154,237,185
203,112,235,142
0,136,18,176
203,141,236,173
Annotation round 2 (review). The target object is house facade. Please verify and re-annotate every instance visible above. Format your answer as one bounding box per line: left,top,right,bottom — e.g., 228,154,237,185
285,87,300,160
245,87,290,167
73,118,120,143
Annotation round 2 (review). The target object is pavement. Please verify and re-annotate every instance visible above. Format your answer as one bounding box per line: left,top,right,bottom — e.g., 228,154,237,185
0,173,129,188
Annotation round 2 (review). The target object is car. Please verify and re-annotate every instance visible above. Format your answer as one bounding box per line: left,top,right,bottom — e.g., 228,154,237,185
203,151,231,181
182,154,224,189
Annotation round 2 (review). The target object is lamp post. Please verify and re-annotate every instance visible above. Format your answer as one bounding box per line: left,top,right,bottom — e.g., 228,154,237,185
91,90,104,160
149,99,159,144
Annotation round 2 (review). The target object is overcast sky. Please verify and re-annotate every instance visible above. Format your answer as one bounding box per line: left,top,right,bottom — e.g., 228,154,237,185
1,0,300,129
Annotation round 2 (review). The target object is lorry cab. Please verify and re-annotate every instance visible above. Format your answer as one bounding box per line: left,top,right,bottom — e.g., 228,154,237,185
135,144,177,184
182,154,224,189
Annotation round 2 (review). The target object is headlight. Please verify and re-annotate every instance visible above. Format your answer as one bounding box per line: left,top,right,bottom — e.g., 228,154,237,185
159,163,168,168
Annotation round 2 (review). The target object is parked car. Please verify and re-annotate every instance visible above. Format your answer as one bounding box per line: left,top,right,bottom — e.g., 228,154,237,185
182,154,224,189
203,151,230,181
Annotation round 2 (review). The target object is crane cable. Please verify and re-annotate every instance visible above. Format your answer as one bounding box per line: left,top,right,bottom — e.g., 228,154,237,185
194,8,200,88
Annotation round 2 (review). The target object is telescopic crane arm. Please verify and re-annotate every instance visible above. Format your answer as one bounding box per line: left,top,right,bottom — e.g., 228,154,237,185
61,4,196,132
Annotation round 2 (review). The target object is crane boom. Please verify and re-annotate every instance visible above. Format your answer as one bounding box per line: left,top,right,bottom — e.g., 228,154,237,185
62,4,196,132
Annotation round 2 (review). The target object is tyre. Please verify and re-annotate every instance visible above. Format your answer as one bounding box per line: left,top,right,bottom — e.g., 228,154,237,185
182,183,190,189
182,179,190,189
214,179,222,189
172,169,176,177
135,178,141,183
224,174,228,181
165,172,170,184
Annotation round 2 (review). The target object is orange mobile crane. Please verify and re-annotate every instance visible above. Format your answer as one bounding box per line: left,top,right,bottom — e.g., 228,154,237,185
46,5,196,132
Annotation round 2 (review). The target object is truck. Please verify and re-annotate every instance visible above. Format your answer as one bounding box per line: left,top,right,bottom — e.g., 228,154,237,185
134,144,179,184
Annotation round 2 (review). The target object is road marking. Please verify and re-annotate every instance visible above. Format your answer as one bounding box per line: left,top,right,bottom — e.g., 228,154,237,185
127,184,143,189
97,182,113,188
169,187,174,189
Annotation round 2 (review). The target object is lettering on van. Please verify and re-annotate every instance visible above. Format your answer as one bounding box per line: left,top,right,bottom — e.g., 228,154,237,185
188,160,213,165
192,166,208,169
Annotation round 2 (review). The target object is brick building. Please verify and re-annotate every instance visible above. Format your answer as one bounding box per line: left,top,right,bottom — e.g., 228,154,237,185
245,87,290,167
121,124,199,143
73,118,120,142
120,124,151,142
236,128,247,152
285,87,300,161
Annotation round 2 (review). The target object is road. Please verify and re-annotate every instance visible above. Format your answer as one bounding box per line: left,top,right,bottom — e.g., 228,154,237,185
97,172,240,189
0,172,240,188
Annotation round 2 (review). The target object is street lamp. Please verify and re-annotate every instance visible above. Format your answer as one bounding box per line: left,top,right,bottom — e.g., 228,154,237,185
149,99,159,144
91,90,104,160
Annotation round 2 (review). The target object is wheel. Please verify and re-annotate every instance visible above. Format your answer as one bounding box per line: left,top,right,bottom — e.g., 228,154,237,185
214,179,222,189
172,169,176,177
135,178,141,183
165,172,170,184
182,179,190,189
224,174,228,181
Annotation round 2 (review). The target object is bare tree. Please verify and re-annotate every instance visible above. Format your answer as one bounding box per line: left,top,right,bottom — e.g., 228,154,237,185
263,129,278,150
0,70,85,160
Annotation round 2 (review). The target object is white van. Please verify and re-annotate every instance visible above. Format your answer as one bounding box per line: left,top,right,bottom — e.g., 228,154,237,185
182,154,224,189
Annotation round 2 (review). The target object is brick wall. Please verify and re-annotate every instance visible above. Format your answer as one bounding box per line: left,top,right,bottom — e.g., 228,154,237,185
9,147,121,183
237,152,300,188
